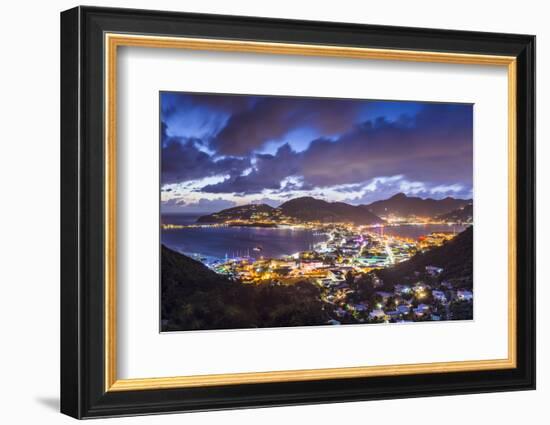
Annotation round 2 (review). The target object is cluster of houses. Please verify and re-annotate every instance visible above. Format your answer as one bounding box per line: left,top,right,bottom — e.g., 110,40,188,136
321,266,473,324
209,222,471,324
314,226,417,268
216,223,425,284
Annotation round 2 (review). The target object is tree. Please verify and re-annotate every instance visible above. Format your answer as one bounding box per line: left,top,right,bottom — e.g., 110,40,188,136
345,270,355,287
449,300,473,320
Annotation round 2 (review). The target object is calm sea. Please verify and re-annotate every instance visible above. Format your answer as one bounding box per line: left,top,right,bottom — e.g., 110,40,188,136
371,223,467,239
162,214,324,261
161,214,467,261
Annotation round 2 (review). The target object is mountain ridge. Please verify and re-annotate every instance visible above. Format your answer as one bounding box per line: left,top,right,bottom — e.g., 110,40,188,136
365,192,472,218
278,196,384,225
196,193,472,225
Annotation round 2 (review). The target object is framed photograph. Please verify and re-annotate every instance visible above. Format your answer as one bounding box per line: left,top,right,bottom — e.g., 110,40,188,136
60,6,535,419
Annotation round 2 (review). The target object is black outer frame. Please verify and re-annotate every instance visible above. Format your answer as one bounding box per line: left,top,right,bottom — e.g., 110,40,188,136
60,6,535,419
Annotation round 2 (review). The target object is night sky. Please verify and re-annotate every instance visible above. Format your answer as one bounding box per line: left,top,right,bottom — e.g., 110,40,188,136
160,92,473,214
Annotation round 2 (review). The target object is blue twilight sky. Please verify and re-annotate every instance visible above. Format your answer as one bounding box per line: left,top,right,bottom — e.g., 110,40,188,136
160,92,473,214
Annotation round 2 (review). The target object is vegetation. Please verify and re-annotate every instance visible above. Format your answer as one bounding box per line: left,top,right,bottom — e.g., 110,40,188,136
436,203,473,223
196,194,473,226
449,300,474,320
161,245,330,331
366,192,471,218
278,196,383,225
161,226,473,331
377,226,473,289
196,204,274,223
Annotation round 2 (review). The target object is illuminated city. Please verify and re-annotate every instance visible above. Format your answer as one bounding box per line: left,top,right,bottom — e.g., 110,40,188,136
162,207,471,326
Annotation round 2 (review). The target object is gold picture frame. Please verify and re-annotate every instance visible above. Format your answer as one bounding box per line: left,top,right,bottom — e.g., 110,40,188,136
104,33,517,392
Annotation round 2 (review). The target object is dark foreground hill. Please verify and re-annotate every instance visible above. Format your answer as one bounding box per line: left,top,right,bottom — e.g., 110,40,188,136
365,193,472,218
377,226,473,288
161,245,329,331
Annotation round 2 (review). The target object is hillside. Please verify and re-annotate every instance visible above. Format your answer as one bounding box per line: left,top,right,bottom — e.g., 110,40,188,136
436,203,473,223
377,226,473,288
161,245,329,331
161,245,233,322
197,196,384,225
278,196,384,225
365,193,472,218
195,193,472,226
196,203,274,223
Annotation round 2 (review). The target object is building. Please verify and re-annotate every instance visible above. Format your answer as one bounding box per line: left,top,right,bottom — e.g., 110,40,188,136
299,261,325,272
432,290,448,303
369,309,386,320
326,269,346,283
397,305,410,315
335,307,347,318
386,310,401,320
413,303,431,317
394,284,412,295
457,290,473,301
349,303,369,313
425,265,444,276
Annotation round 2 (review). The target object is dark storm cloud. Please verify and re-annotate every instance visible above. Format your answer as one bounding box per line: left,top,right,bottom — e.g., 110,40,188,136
344,176,472,205
209,97,366,156
161,197,237,214
161,122,250,185
199,103,472,194
300,104,473,187
160,91,473,199
202,144,302,194
161,92,252,118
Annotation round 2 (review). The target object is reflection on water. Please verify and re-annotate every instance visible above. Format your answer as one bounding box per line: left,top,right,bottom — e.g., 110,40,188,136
370,223,466,239
162,225,325,261
161,214,467,262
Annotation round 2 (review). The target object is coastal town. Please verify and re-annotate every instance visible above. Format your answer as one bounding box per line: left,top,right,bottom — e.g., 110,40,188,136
162,201,474,325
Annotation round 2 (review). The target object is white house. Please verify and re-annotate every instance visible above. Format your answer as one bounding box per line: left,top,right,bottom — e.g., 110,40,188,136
397,305,410,315
394,284,412,295
432,290,447,303
425,266,444,276
369,309,386,320
350,303,369,313
457,290,473,301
